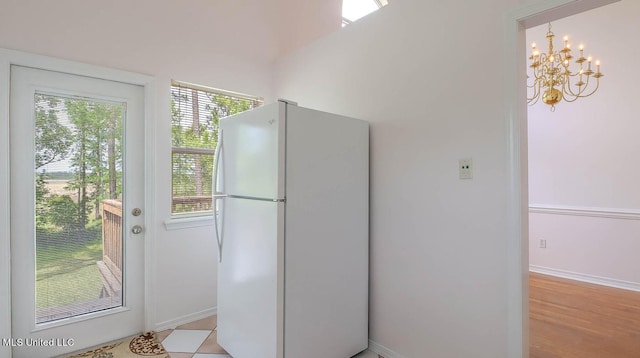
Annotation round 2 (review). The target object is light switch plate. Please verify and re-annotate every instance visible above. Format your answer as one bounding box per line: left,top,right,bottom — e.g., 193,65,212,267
459,158,473,179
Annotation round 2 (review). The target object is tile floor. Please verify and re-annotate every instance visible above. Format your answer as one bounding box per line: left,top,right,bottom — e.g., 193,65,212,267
156,315,381,358
156,315,230,358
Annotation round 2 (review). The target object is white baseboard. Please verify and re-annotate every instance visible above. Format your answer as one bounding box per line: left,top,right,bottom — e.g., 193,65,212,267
368,339,407,358
530,265,640,292
154,307,217,332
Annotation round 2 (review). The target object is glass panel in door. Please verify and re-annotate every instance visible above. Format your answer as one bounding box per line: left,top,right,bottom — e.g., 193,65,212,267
33,93,125,324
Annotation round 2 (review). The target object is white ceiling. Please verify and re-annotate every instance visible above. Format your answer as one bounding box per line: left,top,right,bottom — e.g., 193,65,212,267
0,0,344,65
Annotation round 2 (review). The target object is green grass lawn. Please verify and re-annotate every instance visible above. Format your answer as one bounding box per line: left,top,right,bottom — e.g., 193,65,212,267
36,235,104,309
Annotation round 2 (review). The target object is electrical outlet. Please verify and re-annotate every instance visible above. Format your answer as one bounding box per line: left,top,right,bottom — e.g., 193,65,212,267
539,239,547,249
459,158,473,179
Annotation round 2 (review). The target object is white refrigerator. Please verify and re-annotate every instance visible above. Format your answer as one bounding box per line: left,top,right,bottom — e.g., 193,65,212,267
213,100,369,358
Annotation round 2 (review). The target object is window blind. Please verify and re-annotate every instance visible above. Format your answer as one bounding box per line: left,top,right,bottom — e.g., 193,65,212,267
170,81,262,215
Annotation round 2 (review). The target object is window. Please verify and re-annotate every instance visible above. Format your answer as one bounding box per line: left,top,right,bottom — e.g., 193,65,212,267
170,81,262,216
342,0,388,26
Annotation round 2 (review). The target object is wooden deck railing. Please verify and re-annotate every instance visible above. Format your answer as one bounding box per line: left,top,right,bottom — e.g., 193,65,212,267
171,195,213,213
100,199,122,297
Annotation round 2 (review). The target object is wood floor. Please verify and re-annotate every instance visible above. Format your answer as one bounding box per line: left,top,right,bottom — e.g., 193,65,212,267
529,272,640,358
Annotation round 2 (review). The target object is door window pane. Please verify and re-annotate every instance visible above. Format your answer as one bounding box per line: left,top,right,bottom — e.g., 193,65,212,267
34,93,125,323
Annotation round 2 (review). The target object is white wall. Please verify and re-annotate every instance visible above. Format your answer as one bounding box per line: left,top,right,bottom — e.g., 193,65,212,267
0,0,277,330
529,210,640,287
274,1,519,356
527,1,640,288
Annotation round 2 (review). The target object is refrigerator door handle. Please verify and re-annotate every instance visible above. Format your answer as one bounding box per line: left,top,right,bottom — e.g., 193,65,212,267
213,129,224,263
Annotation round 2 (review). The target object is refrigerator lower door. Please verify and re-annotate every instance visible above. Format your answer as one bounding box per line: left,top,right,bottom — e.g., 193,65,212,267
217,198,284,358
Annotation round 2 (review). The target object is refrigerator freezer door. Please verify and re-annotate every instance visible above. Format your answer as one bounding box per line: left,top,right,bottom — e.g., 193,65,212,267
219,102,285,200
217,198,285,358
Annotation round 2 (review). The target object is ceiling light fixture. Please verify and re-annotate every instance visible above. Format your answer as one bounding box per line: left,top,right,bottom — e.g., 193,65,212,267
527,23,603,111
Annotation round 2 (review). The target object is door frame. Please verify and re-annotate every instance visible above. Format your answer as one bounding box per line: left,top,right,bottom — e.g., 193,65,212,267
503,0,621,357
0,48,158,358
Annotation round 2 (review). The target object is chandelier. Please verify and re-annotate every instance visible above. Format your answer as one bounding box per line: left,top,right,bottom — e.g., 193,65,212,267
527,23,603,111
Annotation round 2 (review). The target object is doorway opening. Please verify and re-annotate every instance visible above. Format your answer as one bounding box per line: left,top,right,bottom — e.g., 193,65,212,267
525,1,640,356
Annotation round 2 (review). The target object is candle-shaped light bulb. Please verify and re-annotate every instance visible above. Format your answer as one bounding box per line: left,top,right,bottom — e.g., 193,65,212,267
579,44,584,50
532,42,537,48
587,56,592,71
596,60,601,72
564,36,569,47
549,55,555,62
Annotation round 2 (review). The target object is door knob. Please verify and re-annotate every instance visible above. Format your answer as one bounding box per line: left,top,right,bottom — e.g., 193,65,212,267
131,225,143,234
132,208,142,216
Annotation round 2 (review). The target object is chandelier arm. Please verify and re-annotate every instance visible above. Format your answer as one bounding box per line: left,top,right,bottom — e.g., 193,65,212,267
530,64,540,80
539,53,549,64
562,65,591,96
527,52,551,104
527,77,544,103
562,93,580,102
562,73,582,98
528,59,542,96
562,79,600,102
528,93,540,105
564,72,594,98
581,78,601,97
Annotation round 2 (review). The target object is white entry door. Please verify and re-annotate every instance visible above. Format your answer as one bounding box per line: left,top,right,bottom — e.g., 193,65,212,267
10,66,145,358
